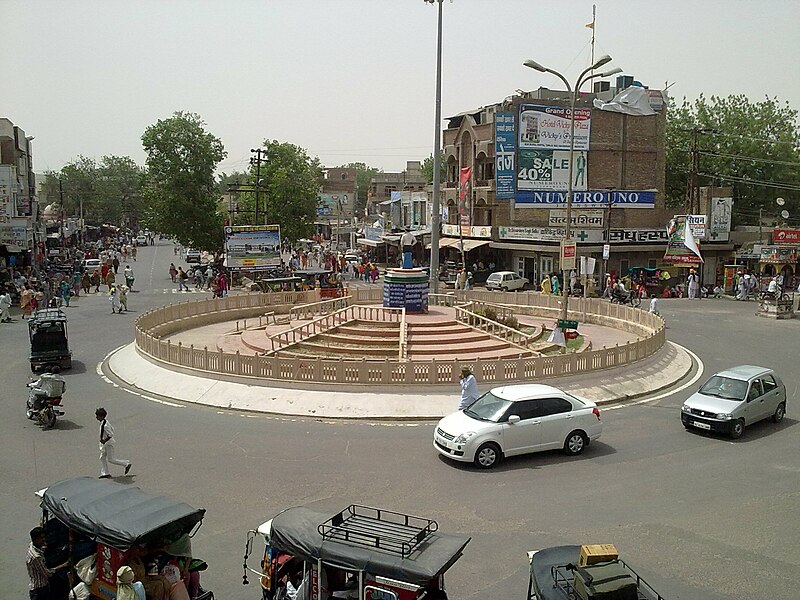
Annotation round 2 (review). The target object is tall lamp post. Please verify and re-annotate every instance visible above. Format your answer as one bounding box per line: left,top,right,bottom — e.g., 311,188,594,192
523,56,622,321
425,0,444,293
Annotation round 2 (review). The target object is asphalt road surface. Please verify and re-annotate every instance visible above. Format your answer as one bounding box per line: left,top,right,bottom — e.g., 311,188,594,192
2,241,798,600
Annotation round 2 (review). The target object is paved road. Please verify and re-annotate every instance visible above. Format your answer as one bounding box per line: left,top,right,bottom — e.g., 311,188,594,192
2,241,799,600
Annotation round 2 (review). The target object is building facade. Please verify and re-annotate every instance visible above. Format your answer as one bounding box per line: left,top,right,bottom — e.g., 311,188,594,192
438,82,732,286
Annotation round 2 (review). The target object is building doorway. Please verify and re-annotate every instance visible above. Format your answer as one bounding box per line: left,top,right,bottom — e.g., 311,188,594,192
540,255,553,280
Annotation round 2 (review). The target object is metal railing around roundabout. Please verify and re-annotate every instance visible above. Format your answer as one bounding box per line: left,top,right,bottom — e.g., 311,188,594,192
134,287,665,387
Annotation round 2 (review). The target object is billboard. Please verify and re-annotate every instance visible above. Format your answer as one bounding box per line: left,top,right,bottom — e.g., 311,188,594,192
519,105,591,151
663,216,703,265
517,149,588,191
494,112,516,198
709,197,733,242
773,229,800,245
516,190,655,208
224,225,281,270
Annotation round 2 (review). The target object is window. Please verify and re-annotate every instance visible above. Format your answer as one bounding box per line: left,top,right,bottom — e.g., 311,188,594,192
747,380,763,401
539,398,573,416
762,375,778,393
504,400,542,421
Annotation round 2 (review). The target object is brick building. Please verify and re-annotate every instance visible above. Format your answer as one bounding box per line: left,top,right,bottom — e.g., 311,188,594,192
439,83,701,286
318,167,357,248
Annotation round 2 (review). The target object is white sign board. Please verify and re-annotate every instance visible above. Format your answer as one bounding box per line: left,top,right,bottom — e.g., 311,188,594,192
548,209,604,228
709,197,733,242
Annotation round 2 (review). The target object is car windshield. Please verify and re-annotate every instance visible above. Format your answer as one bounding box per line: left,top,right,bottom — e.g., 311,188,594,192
463,392,513,422
699,375,747,401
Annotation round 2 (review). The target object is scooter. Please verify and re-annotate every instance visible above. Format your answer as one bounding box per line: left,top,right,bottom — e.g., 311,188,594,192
26,373,66,429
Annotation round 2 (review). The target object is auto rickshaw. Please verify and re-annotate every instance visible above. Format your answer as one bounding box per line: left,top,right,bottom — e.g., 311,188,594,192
37,477,214,600
28,308,72,373
243,504,470,600
526,544,664,600
294,268,346,299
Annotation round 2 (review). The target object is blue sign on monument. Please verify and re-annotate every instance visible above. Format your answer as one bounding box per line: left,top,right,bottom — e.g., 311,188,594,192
495,112,516,199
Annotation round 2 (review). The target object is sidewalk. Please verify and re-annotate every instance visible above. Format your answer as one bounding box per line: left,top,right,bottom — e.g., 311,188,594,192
106,340,694,419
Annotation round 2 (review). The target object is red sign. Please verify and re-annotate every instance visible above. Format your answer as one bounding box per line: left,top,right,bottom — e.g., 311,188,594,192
773,229,800,245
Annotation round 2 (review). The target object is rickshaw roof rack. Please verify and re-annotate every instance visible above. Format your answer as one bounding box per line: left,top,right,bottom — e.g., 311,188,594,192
31,308,68,322
318,505,439,559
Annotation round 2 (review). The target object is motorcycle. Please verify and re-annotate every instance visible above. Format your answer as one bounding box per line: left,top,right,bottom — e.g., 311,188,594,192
26,373,66,429
610,287,641,308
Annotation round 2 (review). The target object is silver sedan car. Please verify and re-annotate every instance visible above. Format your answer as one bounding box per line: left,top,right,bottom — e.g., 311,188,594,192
681,365,787,439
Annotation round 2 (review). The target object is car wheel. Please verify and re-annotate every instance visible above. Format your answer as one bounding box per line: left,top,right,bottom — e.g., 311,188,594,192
501,286,508,292
473,443,501,469
563,430,587,455
730,418,745,439
772,402,786,423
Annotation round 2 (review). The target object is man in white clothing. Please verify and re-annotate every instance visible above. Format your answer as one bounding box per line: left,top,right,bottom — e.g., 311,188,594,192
687,269,699,299
0,290,11,322
459,367,479,410
95,407,132,478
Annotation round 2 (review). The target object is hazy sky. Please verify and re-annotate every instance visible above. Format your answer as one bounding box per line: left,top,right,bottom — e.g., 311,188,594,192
4,0,799,176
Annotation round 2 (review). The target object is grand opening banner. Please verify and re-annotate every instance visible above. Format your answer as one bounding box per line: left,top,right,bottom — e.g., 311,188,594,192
224,225,281,270
519,105,591,151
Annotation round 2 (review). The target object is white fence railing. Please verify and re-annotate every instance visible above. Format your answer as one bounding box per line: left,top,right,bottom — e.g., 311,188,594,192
134,289,665,386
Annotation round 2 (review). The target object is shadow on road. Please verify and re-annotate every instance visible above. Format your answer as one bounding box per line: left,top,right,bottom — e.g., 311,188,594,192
52,419,84,431
684,416,796,443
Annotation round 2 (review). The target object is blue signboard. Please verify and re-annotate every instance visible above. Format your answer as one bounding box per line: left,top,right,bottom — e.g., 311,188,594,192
495,112,516,198
515,190,656,208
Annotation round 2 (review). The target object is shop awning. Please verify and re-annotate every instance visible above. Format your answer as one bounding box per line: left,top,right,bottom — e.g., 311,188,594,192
426,238,461,250
356,238,384,247
490,241,559,253
459,239,489,252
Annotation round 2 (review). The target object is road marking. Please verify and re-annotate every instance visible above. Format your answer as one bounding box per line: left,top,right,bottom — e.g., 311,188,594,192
96,345,185,408
602,341,705,411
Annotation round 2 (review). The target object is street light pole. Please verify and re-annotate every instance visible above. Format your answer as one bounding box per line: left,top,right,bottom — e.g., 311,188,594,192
426,0,443,293
524,56,621,321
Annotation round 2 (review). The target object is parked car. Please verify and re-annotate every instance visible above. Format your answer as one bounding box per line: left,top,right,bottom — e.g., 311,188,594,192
486,271,528,291
681,365,786,439
135,234,148,245
81,258,102,272
185,248,202,263
434,384,603,469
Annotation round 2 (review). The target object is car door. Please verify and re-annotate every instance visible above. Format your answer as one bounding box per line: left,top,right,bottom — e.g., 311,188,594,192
538,397,575,450
500,400,543,456
744,379,765,423
757,375,782,420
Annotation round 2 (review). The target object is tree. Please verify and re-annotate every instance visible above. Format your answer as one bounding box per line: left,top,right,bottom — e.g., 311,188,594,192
141,111,227,250
666,95,800,223
337,162,382,216
421,153,445,185
235,140,321,243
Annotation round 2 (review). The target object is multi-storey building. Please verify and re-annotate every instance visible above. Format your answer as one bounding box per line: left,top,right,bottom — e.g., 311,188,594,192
0,118,39,267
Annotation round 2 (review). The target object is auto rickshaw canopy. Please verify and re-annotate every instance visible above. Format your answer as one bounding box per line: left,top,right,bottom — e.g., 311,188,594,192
40,477,206,550
267,506,471,587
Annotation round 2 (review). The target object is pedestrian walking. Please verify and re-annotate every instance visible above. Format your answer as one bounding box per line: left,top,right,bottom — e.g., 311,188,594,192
169,263,178,283
131,245,137,261
459,366,479,410
177,267,189,291
91,270,101,293
105,269,115,291
0,289,11,322
59,279,71,307
123,265,135,291
687,268,699,299
109,286,121,314
112,255,120,274
95,408,132,478
118,286,129,313
20,284,34,319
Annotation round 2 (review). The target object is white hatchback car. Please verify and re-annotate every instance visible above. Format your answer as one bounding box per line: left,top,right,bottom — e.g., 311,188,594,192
434,384,602,468
485,271,528,291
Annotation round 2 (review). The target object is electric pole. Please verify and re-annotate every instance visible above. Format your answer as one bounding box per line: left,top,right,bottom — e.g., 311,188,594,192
250,148,268,225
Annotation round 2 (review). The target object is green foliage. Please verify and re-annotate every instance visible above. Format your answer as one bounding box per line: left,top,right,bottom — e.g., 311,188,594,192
42,155,144,227
421,153,445,185
665,95,800,222
236,140,321,243
338,162,382,216
141,111,227,250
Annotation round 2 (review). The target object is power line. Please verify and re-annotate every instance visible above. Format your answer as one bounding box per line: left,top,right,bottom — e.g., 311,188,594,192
697,171,800,192
701,129,799,146
698,150,800,167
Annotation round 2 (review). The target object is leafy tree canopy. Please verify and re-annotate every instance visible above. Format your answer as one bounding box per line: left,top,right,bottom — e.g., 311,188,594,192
337,162,382,216
666,94,800,224
232,140,321,243
421,153,445,185
141,111,227,250
41,155,144,227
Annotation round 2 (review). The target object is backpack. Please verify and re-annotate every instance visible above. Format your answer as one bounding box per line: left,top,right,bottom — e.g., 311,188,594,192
180,271,188,280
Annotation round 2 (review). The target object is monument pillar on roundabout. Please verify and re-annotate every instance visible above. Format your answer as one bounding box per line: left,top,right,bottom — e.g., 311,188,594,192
383,229,429,313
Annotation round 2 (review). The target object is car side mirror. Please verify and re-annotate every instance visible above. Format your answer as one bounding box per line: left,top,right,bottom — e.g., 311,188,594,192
508,415,521,424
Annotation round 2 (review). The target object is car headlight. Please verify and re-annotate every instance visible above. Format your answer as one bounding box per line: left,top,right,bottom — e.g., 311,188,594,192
454,431,476,444
715,413,733,420
681,404,691,413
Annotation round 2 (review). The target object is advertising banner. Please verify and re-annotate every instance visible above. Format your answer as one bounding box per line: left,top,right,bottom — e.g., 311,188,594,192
760,245,798,263
495,112,516,198
224,225,281,270
560,241,577,271
664,216,703,265
519,105,591,150
442,224,492,238
549,209,603,228
459,166,472,236
515,190,655,208
684,214,707,240
709,197,733,241
773,229,800,245
517,149,588,191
